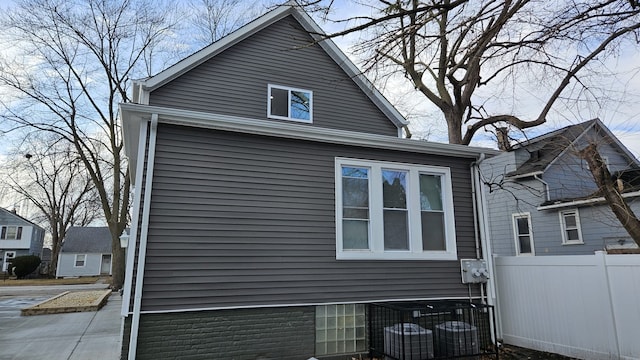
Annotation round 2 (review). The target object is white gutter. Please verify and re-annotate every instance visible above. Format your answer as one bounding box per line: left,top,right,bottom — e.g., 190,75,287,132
120,103,499,161
121,120,150,317
128,114,159,360
507,171,543,179
537,190,640,210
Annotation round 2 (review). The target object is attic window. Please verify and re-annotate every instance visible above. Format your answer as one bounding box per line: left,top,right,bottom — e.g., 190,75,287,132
268,84,312,123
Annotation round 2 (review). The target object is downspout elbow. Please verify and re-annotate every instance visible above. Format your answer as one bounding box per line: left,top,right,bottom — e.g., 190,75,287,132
533,174,550,202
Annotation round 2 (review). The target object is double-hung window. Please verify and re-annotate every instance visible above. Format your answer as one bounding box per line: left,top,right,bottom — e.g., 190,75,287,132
1,226,22,240
74,254,86,267
560,209,583,244
268,84,312,123
335,158,457,260
512,213,534,255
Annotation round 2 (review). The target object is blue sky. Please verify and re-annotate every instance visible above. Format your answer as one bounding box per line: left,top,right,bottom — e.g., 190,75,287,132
1,0,639,158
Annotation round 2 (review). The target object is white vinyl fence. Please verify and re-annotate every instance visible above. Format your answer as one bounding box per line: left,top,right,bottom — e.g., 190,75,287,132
494,252,640,360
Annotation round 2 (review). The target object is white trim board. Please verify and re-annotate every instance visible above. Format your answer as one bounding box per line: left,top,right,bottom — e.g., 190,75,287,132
120,103,498,180
122,295,483,316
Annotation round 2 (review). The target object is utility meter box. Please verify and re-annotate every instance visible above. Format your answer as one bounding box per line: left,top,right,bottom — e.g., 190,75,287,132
460,259,489,284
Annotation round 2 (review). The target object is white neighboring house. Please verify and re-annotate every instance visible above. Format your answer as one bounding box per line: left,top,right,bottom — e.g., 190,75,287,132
0,207,45,273
57,227,112,277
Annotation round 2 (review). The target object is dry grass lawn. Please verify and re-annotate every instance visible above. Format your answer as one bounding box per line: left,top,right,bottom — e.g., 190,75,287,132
0,276,104,286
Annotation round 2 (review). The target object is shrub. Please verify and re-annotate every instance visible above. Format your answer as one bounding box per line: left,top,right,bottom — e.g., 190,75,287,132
8,255,41,279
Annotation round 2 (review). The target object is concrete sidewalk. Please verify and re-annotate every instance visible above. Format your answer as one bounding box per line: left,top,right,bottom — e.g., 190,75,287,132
0,293,122,360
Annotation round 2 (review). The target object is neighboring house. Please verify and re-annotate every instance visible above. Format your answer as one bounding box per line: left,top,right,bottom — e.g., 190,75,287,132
56,227,112,277
120,3,499,360
482,119,640,257
0,207,45,273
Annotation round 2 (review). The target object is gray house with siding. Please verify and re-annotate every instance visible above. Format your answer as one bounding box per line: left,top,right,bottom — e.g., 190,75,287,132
0,207,45,273
482,119,640,257
120,3,499,359
56,227,112,277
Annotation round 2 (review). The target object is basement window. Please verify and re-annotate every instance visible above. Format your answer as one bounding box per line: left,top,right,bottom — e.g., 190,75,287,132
316,304,366,356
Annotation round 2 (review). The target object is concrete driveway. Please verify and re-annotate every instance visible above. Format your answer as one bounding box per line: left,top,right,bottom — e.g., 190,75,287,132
0,284,122,360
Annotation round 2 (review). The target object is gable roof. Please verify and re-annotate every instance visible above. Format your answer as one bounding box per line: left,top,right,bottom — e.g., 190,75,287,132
0,207,45,231
508,118,640,177
131,1,407,129
61,227,112,253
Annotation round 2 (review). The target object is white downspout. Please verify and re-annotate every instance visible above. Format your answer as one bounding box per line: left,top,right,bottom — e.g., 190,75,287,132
472,154,501,341
471,154,485,260
534,174,550,202
128,114,159,360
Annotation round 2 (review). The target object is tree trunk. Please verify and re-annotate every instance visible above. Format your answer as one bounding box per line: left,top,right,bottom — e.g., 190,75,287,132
51,238,60,278
581,144,640,247
444,109,464,145
110,231,126,290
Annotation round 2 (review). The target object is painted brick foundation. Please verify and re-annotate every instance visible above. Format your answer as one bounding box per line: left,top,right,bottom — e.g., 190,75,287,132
122,306,315,360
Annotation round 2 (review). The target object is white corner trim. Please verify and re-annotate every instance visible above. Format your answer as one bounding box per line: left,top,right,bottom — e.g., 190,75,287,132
128,114,159,360
121,120,150,318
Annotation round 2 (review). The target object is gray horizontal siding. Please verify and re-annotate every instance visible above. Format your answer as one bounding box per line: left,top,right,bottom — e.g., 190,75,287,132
57,253,105,277
149,15,398,136
140,123,478,312
543,128,633,201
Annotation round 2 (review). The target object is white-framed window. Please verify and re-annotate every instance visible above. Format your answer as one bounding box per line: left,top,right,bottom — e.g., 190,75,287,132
335,158,457,260
315,304,366,356
0,226,22,240
74,254,86,267
512,213,534,256
267,84,313,123
560,209,583,244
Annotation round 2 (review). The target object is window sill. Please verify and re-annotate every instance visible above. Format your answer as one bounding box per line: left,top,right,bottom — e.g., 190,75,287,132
267,114,312,123
336,251,457,261
562,241,584,246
